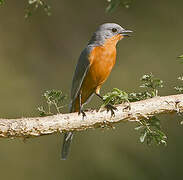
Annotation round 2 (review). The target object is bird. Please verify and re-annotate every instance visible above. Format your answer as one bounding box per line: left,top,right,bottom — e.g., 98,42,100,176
61,23,132,160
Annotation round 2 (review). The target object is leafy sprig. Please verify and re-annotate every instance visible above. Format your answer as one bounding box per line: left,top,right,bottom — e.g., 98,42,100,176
178,54,183,61
102,73,165,146
103,73,163,106
174,76,183,93
174,56,183,93
102,88,129,106
37,90,67,117
25,0,51,18
135,117,167,146
140,73,163,97
106,0,134,13
0,0,5,5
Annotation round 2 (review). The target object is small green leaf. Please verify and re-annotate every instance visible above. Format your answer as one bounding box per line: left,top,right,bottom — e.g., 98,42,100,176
29,0,37,4
37,106,52,117
106,0,121,13
140,73,153,81
174,86,183,93
178,54,183,59
178,76,183,81
134,126,143,131
140,131,147,143
153,79,163,89
160,140,167,145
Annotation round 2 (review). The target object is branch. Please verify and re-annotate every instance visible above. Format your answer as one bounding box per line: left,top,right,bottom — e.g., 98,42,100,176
0,94,183,138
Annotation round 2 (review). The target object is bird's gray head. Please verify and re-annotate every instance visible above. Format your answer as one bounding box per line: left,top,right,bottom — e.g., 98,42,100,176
89,23,132,46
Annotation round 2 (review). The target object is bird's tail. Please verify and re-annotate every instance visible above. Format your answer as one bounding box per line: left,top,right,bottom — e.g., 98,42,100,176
61,132,74,160
61,102,75,160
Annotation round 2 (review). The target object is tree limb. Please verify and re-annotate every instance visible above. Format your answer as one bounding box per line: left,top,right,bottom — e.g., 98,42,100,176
0,94,183,138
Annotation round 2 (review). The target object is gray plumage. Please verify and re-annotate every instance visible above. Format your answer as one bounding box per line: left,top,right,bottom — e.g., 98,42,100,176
89,23,126,46
69,46,93,112
61,132,73,160
61,46,93,160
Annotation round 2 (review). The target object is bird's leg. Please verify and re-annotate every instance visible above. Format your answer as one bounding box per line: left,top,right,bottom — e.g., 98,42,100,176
78,93,86,119
95,93,103,100
95,93,117,117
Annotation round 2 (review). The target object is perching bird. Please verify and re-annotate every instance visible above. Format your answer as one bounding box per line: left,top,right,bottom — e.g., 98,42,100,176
61,23,132,160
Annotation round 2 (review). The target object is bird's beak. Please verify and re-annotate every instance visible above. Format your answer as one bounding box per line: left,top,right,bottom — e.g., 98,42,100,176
120,29,133,37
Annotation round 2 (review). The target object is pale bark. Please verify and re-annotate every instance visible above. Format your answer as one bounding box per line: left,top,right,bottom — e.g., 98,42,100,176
0,94,182,138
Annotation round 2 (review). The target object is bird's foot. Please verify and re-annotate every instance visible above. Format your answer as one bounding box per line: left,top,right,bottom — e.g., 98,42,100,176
78,109,86,119
123,103,131,111
105,104,117,117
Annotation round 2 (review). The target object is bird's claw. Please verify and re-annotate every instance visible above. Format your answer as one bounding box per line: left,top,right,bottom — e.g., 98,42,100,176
78,110,86,119
123,104,131,111
105,104,117,117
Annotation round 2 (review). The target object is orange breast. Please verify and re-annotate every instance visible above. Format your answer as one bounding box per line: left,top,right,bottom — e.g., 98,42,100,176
74,34,121,111
85,45,116,90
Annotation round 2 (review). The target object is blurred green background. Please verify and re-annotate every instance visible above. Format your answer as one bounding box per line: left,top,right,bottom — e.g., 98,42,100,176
0,0,183,179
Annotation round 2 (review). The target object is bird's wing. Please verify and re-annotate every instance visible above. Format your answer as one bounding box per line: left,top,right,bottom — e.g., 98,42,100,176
69,46,93,111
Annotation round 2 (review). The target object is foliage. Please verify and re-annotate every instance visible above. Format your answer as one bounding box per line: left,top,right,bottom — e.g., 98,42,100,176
25,0,51,18
102,88,129,106
174,76,183,93
106,0,134,13
178,54,183,61
174,56,183,93
103,73,163,106
0,0,135,17
0,0,5,5
140,73,163,97
102,88,153,105
102,73,166,146
135,117,167,146
128,91,152,102
37,90,67,116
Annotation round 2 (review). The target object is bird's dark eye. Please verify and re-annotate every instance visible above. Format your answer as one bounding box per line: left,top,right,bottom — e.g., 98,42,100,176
112,28,117,33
